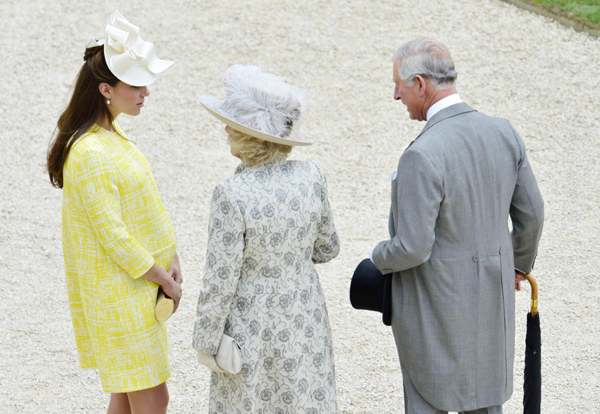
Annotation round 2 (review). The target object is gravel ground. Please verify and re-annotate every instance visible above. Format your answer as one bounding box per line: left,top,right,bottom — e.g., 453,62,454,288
1,0,599,412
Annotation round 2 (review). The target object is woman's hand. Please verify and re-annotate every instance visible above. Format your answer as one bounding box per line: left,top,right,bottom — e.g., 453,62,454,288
161,277,182,313
168,252,183,285
142,263,182,312
197,350,225,373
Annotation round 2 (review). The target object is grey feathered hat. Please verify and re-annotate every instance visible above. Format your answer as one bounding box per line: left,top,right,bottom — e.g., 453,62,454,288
199,65,312,146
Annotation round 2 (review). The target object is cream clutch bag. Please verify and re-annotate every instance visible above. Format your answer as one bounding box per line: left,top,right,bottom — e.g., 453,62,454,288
155,288,174,322
197,334,242,374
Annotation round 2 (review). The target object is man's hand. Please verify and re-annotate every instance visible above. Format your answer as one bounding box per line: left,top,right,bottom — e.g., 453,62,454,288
515,270,527,291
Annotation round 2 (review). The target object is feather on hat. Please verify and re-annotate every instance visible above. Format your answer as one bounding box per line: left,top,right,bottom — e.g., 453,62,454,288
199,65,311,146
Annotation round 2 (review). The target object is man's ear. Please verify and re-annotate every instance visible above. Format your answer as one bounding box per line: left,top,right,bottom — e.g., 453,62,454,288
415,75,427,97
99,83,113,100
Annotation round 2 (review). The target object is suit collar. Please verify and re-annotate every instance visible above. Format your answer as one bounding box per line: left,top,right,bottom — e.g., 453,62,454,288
426,94,462,121
415,102,477,140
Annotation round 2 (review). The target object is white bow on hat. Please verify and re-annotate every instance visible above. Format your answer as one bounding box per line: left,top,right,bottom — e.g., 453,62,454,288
87,10,173,86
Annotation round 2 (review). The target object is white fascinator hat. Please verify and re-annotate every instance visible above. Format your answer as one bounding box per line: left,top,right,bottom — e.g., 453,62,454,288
199,65,312,146
87,10,174,87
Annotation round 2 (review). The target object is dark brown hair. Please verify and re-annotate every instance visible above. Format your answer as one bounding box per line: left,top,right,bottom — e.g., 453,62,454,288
47,46,119,188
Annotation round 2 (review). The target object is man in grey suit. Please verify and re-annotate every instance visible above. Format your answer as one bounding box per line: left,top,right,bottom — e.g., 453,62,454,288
371,38,544,414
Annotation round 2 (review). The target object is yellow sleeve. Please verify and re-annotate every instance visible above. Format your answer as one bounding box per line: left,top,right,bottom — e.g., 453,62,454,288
73,148,155,279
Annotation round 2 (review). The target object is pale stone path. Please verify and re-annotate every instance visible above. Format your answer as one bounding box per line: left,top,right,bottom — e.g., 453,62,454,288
1,0,598,412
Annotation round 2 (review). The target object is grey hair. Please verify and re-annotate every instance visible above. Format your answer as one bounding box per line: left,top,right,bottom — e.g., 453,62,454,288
393,37,457,90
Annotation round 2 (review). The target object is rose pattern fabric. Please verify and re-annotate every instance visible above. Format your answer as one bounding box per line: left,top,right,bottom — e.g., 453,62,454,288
193,159,339,413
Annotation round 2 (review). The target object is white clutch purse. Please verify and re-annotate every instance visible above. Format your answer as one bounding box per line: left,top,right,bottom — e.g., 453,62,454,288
197,334,242,374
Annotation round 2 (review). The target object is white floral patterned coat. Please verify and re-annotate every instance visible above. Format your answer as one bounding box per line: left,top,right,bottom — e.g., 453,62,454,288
193,159,340,413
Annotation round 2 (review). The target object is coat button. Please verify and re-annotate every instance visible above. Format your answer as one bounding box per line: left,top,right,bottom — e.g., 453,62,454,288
473,255,479,262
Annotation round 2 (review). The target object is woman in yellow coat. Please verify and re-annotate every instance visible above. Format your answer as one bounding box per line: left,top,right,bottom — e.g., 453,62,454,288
47,11,181,414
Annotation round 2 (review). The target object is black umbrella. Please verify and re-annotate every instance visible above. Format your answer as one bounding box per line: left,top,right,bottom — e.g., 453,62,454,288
523,273,541,414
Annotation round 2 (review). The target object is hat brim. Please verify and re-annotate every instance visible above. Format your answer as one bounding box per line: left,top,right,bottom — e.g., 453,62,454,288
200,100,313,147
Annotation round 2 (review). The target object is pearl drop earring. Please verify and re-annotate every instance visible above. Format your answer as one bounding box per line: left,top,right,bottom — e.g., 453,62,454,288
107,99,111,105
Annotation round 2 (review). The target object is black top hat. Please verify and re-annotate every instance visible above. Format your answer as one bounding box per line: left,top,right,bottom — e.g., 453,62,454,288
349,259,392,326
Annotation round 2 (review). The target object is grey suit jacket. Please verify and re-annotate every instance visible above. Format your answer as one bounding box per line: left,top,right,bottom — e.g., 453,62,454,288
372,103,544,411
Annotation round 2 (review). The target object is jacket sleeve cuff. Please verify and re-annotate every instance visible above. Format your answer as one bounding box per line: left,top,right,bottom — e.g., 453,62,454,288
123,251,155,279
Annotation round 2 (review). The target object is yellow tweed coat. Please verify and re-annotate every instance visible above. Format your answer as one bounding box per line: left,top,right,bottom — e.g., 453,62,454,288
62,123,176,393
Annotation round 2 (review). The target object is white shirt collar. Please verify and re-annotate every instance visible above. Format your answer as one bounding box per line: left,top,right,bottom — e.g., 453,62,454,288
426,94,462,121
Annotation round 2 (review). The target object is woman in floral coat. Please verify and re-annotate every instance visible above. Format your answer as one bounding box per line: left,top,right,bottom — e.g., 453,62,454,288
193,65,340,413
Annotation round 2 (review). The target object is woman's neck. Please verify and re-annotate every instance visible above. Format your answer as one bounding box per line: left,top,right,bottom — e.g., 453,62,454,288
96,114,116,132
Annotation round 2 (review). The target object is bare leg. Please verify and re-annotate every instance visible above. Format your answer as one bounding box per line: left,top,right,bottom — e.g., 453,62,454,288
107,393,131,414
127,382,169,414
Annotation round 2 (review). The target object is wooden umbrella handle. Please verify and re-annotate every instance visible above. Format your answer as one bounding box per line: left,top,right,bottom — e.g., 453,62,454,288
524,273,538,316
